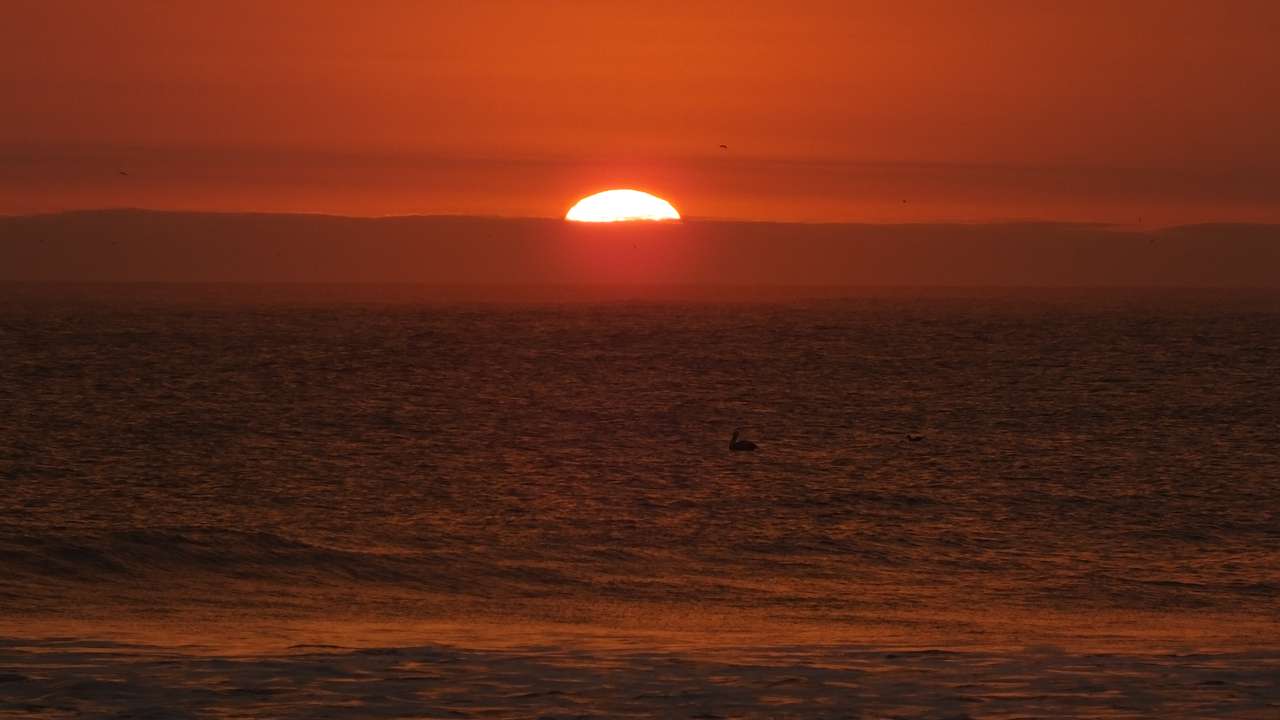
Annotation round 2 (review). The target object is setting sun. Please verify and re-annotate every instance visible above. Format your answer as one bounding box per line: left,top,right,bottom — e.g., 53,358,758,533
565,189,681,222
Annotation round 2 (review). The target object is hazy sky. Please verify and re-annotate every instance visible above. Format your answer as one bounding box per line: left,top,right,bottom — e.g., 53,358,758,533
3,1,1279,222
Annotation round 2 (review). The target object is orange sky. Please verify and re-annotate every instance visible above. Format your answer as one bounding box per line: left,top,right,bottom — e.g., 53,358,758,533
3,1,1278,223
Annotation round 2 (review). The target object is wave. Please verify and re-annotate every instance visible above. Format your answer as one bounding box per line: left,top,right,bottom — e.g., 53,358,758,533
0,527,422,585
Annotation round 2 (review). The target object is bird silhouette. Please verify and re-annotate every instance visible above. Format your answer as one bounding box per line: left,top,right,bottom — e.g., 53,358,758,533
906,434,926,442
117,170,129,176
730,429,757,451
718,144,728,150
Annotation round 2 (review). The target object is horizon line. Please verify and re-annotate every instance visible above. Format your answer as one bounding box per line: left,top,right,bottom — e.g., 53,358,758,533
6,206,1278,231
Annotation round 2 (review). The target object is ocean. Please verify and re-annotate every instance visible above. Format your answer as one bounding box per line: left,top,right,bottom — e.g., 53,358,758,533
1,285,1277,717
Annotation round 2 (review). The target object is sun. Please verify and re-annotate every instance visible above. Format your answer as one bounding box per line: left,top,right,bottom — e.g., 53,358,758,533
565,189,681,222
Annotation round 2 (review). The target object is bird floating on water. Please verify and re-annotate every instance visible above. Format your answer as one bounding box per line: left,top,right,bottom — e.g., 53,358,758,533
906,433,926,442
730,429,757,452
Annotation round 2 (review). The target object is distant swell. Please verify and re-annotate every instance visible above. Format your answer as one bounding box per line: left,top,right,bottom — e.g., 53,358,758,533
0,528,421,585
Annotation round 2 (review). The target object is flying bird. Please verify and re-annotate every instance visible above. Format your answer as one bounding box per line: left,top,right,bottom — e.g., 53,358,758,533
906,434,926,442
117,170,129,176
718,144,728,150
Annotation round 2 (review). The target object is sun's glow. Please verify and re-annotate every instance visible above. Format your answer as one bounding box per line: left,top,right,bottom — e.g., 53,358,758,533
565,189,681,222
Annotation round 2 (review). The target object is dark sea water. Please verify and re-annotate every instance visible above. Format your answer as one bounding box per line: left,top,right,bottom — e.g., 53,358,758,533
1,285,1278,717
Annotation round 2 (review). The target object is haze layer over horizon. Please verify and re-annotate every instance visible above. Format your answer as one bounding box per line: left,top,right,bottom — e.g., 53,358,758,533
3,210,1277,289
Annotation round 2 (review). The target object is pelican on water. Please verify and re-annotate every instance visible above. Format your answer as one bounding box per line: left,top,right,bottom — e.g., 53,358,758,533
730,429,757,452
